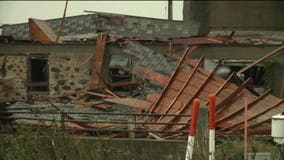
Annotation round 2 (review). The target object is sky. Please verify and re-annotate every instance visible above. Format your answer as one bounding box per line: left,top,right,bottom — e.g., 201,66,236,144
0,1,183,25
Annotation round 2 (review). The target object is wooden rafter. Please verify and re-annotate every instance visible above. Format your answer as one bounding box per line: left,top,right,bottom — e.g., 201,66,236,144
217,89,271,123
155,59,223,131
159,54,205,117
148,46,197,113
215,78,252,113
231,100,284,131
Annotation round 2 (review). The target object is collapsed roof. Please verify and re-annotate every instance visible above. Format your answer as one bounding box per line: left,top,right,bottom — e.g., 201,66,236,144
0,12,283,140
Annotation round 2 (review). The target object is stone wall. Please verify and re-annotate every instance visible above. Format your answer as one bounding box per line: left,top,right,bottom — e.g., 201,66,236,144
48,54,92,97
0,44,98,101
0,55,27,101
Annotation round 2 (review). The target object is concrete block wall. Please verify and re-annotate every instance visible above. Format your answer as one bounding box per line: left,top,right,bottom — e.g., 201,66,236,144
183,1,284,34
1,13,199,41
0,55,27,101
0,23,29,40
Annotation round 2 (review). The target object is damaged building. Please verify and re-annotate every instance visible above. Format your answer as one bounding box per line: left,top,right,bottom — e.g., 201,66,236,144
0,3,284,140
0,13,199,101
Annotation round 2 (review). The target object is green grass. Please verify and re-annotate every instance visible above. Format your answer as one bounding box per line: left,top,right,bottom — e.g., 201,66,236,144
215,137,280,160
0,126,281,160
0,126,138,160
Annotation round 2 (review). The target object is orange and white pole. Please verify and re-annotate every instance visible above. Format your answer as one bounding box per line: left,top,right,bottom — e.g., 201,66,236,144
209,94,216,160
185,99,200,160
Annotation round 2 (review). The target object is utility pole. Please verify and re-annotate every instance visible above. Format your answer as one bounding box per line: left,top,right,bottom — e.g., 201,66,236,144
168,0,173,20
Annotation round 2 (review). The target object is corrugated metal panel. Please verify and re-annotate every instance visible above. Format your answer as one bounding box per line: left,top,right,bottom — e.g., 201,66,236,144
131,47,284,137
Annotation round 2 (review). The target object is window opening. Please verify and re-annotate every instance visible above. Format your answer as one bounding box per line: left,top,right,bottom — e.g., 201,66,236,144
27,55,49,92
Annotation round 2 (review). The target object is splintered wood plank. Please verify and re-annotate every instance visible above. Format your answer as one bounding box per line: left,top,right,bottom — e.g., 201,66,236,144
71,100,110,109
132,65,170,86
103,97,153,110
29,18,58,43
110,80,140,87
89,32,107,89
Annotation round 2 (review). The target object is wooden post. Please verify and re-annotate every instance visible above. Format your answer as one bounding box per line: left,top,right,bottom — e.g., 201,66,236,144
194,104,209,160
89,32,107,90
128,115,135,139
281,68,284,98
244,97,248,160
168,0,173,20
60,111,66,131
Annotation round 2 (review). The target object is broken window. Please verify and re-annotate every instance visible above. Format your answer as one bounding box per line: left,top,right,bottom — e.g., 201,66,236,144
210,59,272,94
229,65,265,87
109,55,134,92
27,54,49,92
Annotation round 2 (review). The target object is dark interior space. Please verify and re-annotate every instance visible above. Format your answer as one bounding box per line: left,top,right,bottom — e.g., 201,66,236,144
110,68,133,92
28,55,49,92
229,65,265,87
30,57,48,82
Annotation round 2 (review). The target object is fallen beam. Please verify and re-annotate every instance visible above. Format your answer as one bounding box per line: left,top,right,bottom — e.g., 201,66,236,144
110,80,140,87
103,97,153,110
89,32,107,89
132,65,169,86
71,100,110,109
237,45,284,74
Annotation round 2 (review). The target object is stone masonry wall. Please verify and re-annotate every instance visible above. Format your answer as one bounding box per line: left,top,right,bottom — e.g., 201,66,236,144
0,55,27,101
48,54,92,97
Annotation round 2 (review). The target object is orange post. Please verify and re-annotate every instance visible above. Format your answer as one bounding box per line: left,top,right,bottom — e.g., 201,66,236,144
185,98,200,160
209,94,216,130
189,99,200,136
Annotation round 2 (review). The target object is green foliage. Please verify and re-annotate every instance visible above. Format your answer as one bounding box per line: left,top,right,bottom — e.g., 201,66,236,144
262,59,279,89
0,126,281,160
0,126,138,160
215,137,280,160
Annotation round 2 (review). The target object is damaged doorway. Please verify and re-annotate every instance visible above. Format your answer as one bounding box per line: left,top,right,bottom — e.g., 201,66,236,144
27,54,49,97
